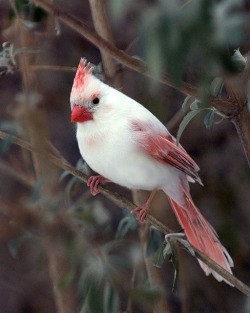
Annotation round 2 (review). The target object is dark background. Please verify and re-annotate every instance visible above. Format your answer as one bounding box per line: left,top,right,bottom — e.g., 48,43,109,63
0,1,250,312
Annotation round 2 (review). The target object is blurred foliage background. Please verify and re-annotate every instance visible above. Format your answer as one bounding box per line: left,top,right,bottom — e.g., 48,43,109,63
0,0,250,312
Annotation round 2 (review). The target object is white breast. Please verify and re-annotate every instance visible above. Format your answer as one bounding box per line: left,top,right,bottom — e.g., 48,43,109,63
76,117,180,192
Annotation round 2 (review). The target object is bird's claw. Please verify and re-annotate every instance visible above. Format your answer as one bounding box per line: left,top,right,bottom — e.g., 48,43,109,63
131,191,156,222
131,206,148,222
87,175,107,196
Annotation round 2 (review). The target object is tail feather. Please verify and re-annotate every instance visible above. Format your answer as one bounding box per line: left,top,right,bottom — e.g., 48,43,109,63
167,194,233,284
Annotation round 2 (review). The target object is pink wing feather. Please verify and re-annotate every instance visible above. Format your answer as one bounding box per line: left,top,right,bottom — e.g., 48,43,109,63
131,119,233,282
131,119,202,184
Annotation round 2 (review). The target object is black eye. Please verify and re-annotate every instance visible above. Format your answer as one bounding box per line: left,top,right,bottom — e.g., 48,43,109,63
92,97,99,105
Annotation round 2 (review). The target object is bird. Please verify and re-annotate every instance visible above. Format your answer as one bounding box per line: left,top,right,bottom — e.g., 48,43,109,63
70,58,233,284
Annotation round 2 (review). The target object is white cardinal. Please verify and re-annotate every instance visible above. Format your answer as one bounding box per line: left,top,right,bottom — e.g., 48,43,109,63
70,58,233,283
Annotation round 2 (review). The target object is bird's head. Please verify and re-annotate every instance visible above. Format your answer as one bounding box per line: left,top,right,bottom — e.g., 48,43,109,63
70,58,104,123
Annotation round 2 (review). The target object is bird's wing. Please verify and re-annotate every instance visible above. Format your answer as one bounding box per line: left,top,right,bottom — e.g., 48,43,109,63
131,119,202,184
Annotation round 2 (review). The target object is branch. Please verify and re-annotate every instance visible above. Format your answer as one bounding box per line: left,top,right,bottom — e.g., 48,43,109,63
88,0,122,88
30,65,77,72
0,130,250,296
232,105,250,167
31,0,236,115
225,53,250,167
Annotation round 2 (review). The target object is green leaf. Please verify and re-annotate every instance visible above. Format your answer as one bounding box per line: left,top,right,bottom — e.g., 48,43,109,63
164,236,180,294
176,108,207,144
0,134,13,154
210,77,224,96
168,240,179,294
103,282,119,313
190,99,202,110
204,110,215,129
108,0,129,22
101,239,127,255
59,170,71,182
115,216,135,239
80,267,103,313
76,158,87,171
59,269,75,290
163,241,172,259
65,176,82,198
181,95,193,112
31,177,45,201
153,242,166,268
10,0,47,23
0,120,18,132
92,202,110,226
146,29,163,81
87,282,103,313
115,209,137,239
176,238,195,256
146,229,163,257
231,48,246,72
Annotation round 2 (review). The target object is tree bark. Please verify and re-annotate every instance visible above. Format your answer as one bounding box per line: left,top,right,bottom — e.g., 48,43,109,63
88,0,122,88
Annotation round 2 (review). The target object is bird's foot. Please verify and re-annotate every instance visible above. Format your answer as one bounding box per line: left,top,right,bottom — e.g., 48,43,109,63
131,204,149,222
131,190,157,222
87,175,109,196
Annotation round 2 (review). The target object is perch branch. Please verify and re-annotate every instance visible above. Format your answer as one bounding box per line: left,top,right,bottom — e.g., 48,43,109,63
0,130,250,296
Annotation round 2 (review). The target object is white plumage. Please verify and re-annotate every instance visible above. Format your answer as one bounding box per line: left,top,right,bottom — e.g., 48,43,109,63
70,58,234,284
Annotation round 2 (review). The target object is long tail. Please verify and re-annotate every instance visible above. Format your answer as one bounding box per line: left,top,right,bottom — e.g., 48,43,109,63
166,191,234,284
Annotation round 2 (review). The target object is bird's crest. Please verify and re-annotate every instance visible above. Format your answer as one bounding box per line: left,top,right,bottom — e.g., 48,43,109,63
70,58,94,107
72,58,93,91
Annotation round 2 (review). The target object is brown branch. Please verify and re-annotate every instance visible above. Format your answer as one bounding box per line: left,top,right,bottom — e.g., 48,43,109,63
0,130,250,297
88,0,122,88
31,0,236,115
225,54,250,167
30,65,77,72
232,105,250,167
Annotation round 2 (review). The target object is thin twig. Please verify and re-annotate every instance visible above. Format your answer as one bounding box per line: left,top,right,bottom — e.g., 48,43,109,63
31,0,236,115
88,0,122,88
30,65,77,72
0,130,250,296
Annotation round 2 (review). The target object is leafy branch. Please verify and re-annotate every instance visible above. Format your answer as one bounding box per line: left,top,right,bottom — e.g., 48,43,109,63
30,0,237,116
